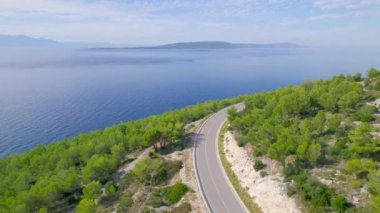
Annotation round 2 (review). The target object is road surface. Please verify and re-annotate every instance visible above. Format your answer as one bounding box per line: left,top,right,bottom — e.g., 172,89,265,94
194,103,248,213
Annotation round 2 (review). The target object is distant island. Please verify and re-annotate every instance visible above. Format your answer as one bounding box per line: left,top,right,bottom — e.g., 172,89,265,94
0,34,109,48
0,35,299,49
95,41,300,50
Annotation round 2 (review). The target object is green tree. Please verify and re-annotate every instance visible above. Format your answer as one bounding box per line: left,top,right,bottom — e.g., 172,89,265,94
105,182,117,198
308,143,321,166
75,199,96,213
327,114,341,133
82,155,116,182
367,68,380,78
117,192,134,212
319,93,338,111
54,168,80,193
331,195,348,212
345,159,376,178
82,181,102,200
143,129,162,150
368,170,380,195
338,91,362,111
312,111,326,135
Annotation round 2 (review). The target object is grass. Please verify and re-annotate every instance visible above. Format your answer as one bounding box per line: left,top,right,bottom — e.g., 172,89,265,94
218,121,262,213
162,182,189,204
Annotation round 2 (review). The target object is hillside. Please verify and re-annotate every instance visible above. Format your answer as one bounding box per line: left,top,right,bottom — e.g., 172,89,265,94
227,68,380,212
0,34,109,48
93,41,300,50
1,69,379,212
0,97,241,212
0,35,59,47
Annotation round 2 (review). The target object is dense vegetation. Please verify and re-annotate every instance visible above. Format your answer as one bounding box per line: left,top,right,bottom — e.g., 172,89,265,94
0,97,242,212
114,154,185,212
228,68,380,212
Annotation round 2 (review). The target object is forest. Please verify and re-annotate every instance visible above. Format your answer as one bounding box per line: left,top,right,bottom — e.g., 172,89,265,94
0,96,243,212
228,68,380,212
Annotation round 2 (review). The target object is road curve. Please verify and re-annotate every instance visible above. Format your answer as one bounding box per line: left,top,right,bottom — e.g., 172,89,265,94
194,103,248,213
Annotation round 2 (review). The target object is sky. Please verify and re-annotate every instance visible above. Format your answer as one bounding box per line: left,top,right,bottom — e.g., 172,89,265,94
0,0,380,47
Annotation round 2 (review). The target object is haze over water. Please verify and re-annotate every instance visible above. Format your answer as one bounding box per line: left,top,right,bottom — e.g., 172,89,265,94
0,47,379,157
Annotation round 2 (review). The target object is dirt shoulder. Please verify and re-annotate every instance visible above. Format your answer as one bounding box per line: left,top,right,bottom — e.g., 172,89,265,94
223,130,302,213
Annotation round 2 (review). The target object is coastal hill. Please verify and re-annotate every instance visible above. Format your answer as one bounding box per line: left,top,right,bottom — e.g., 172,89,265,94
0,35,58,47
0,34,108,48
97,41,300,50
0,35,299,49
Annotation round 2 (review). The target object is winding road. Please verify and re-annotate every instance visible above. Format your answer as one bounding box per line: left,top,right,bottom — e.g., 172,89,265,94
194,103,248,213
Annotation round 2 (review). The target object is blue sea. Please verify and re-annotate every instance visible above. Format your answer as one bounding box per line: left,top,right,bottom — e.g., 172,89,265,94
0,47,379,157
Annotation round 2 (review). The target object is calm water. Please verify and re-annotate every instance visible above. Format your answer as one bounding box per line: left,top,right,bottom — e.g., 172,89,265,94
0,47,379,157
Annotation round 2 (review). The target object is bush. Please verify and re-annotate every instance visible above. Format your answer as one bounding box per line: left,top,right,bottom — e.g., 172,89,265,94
132,157,182,186
331,195,349,212
345,159,376,178
260,171,268,177
75,199,96,213
374,81,380,91
237,136,248,147
162,182,189,204
148,151,157,158
286,185,297,197
82,181,102,200
283,164,302,181
368,68,380,78
171,202,192,213
118,172,137,190
104,182,117,198
117,192,134,213
292,173,349,211
253,160,266,171
352,105,376,122
146,190,166,208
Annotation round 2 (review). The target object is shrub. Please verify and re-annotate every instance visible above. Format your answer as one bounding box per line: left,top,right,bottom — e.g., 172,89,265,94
118,172,137,190
165,160,183,178
345,159,376,178
75,199,96,213
283,164,302,181
171,202,192,213
117,192,134,213
286,185,297,197
150,167,168,185
237,136,248,147
105,182,117,198
331,195,349,212
146,190,165,208
368,68,380,78
260,171,268,177
352,105,376,122
162,182,189,204
374,81,380,91
148,151,157,159
293,173,349,211
368,170,380,195
82,181,102,200
253,160,266,171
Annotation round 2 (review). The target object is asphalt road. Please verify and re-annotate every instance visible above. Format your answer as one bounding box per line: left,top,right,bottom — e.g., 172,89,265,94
194,103,248,213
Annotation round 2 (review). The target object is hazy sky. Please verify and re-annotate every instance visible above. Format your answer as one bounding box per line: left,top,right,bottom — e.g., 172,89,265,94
1,0,380,47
